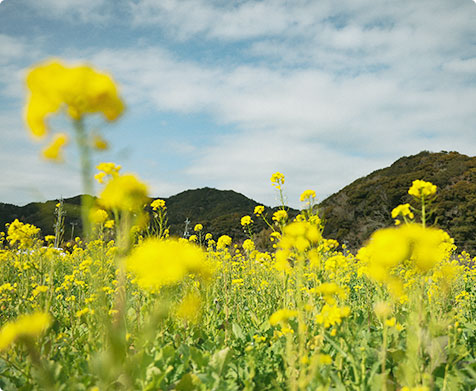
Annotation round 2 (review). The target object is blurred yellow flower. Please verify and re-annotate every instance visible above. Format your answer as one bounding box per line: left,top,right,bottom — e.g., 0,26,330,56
358,224,454,284
242,239,255,252
89,208,108,225
92,135,108,150
24,60,124,137
99,174,149,212
42,132,68,161
269,309,298,326
299,189,316,202
126,238,212,290
194,223,203,232
175,293,202,324
0,312,52,351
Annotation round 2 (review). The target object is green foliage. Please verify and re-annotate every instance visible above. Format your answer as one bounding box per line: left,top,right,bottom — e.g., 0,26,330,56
320,151,476,254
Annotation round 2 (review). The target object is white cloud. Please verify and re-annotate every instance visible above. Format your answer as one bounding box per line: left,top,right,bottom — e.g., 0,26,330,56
25,0,112,23
84,37,475,205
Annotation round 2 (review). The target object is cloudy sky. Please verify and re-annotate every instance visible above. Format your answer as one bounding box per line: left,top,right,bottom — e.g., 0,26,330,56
0,0,475,208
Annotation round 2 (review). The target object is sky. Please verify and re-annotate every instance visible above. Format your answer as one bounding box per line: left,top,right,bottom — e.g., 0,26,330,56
0,0,475,208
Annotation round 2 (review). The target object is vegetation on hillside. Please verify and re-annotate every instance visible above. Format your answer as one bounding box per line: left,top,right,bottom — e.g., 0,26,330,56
320,151,476,254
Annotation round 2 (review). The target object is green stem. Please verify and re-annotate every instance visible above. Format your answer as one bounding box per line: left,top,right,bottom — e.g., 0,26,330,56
421,195,426,228
74,118,93,240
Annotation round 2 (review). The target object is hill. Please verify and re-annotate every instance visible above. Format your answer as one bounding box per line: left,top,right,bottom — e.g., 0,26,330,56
319,151,476,253
0,188,297,244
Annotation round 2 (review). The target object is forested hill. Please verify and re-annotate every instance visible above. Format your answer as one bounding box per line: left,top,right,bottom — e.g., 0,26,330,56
1,151,474,253
319,151,476,253
0,188,295,243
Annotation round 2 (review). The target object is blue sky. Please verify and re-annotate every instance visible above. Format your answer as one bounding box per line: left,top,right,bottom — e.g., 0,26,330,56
0,0,475,208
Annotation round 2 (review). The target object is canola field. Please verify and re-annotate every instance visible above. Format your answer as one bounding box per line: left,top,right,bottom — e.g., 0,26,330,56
0,61,475,390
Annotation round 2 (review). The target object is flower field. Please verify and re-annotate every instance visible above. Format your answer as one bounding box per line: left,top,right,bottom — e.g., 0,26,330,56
0,61,475,390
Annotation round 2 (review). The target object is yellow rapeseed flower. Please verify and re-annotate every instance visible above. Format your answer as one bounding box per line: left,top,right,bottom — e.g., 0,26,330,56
24,60,124,137
99,174,149,212
270,172,285,189
241,215,253,226
42,132,68,161
175,293,202,324
315,304,350,328
408,180,437,198
194,223,203,232
126,238,212,290
242,239,255,252
6,219,41,249
217,235,232,249
254,205,265,215
269,309,298,326
299,190,316,202
391,203,414,219
89,208,108,225
272,210,288,223
358,224,454,282
151,199,166,210
0,312,52,351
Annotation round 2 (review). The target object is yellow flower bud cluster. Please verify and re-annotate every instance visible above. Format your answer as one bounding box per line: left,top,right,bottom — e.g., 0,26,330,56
253,205,265,215
391,203,414,226
217,235,232,250
241,215,253,226
94,162,122,184
151,199,166,211
6,219,41,249
299,189,316,203
408,179,437,198
270,172,285,189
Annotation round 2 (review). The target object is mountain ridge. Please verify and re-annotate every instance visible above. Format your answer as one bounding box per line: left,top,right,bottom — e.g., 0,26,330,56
1,151,474,253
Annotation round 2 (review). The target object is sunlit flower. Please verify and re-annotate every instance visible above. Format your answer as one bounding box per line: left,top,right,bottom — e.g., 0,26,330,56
151,199,166,210
254,205,265,215
299,190,316,203
217,235,232,249
270,172,285,189
408,180,437,198
272,210,288,223
126,238,212,290
24,60,124,137
241,215,253,226
99,174,148,212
